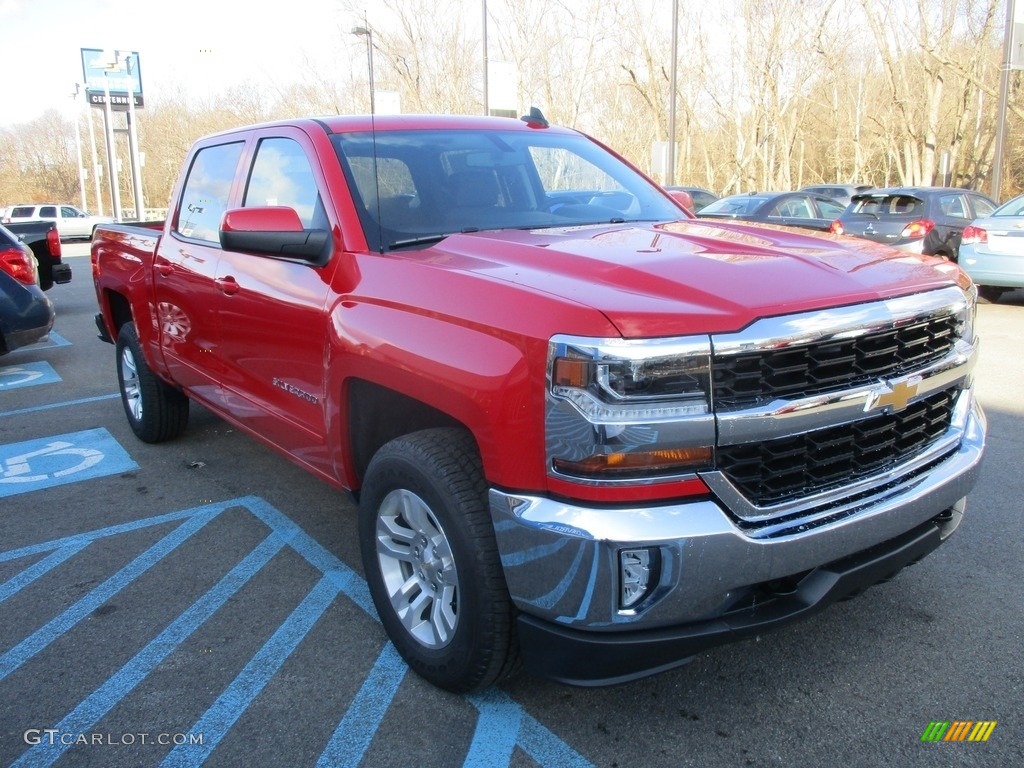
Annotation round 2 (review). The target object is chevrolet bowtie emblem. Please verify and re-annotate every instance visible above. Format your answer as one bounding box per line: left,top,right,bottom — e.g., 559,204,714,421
866,377,922,413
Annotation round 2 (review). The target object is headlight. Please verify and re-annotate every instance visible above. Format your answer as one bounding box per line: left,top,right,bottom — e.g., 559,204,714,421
546,335,715,481
960,283,977,346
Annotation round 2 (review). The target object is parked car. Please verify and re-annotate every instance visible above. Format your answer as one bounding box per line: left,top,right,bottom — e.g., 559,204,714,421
958,192,1024,303
830,187,997,262
0,223,55,354
2,220,70,291
665,185,719,212
799,184,874,207
697,191,847,231
2,203,113,241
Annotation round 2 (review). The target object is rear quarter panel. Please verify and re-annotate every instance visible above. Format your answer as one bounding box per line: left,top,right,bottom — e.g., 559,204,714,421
92,222,166,372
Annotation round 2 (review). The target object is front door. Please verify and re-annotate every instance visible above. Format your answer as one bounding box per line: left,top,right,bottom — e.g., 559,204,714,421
212,133,337,473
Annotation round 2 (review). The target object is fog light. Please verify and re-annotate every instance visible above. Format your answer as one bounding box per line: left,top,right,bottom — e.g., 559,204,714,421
620,548,656,609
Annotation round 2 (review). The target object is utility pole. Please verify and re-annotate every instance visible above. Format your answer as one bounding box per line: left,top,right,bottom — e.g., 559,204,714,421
71,85,87,210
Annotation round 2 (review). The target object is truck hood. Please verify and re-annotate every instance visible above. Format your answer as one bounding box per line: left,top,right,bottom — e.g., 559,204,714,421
422,220,968,336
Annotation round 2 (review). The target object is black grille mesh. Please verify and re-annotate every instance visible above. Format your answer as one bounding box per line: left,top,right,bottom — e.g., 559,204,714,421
717,388,957,507
712,314,959,409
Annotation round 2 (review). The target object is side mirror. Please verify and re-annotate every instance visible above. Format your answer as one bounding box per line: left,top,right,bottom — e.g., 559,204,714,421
220,206,331,265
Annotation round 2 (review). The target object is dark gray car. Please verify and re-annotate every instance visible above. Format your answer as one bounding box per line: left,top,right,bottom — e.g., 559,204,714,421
698,191,847,232
831,187,997,262
799,184,873,207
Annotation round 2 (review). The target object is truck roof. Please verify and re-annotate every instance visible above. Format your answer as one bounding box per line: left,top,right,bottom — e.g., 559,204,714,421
201,113,576,140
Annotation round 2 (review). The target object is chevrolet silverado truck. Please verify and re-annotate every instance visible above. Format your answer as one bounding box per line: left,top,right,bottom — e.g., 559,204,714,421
91,113,986,693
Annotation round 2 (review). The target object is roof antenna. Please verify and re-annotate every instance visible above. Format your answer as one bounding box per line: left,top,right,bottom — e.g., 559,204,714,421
519,106,549,128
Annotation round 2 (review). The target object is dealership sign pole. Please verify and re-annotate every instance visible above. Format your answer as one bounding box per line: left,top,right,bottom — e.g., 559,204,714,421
81,48,145,223
122,53,145,220
100,66,122,222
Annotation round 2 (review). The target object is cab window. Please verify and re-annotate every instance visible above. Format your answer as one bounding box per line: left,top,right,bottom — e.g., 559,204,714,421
243,137,325,228
175,142,245,243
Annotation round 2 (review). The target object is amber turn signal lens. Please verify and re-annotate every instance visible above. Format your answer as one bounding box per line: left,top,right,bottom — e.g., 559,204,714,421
553,358,589,388
553,446,712,478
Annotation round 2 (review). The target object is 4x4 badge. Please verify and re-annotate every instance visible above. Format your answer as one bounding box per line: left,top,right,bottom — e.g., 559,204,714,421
866,376,922,413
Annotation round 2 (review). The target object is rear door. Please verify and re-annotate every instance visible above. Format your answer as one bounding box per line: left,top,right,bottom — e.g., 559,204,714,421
212,128,338,471
154,139,247,395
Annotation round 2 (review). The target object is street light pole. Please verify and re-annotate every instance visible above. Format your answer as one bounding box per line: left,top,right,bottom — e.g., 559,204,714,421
482,0,489,115
351,24,376,114
71,84,87,210
667,0,678,187
992,0,1017,201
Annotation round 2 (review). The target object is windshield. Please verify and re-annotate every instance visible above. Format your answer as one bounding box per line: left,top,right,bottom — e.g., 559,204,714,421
993,194,1024,217
331,129,683,251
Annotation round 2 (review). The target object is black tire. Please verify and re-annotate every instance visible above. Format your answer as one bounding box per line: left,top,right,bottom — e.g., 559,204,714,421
977,285,1004,303
359,428,520,693
115,322,189,443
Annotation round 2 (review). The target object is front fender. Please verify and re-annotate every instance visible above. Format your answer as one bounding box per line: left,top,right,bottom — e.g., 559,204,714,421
326,299,548,492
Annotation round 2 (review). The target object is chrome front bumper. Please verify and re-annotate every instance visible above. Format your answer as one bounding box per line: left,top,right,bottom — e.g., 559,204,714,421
490,397,985,634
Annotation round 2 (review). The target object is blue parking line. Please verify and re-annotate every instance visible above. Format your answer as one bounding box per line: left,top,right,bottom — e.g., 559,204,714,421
316,643,408,768
243,497,375,617
20,331,71,350
163,575,344,767
0,393,120,419
518,713,596,768
2,497,594,767
13,534,287,768
0,504,216,564
465,691,524,767
0,506,219,682
0,543,89,603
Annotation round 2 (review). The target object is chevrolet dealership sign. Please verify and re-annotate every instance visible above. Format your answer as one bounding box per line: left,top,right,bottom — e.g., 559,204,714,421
81,48,144,109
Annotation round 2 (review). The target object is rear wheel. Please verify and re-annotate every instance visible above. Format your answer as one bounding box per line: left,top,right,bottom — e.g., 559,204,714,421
116,322,189,442
359,428,519,693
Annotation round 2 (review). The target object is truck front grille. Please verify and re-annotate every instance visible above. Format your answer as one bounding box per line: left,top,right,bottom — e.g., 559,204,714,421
716,388,957,507
712,314,959,409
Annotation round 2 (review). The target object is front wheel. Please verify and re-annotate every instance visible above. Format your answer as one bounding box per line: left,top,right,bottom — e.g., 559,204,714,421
359,428,520,693
116,322,189,442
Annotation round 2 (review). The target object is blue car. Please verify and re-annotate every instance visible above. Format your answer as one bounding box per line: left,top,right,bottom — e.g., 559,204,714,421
1,223,54,355
959,193,1024,303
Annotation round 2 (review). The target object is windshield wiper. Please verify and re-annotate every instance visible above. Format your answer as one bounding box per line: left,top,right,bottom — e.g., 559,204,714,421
387,233,451,250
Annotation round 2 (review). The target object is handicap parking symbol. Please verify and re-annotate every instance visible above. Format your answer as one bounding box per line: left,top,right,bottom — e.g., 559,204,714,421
0,428,137,498
0,361,62,392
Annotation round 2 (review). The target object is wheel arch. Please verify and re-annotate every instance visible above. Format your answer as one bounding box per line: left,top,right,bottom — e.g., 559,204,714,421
345,378,470,493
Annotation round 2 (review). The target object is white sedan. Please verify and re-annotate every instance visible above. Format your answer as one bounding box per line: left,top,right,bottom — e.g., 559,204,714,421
959,193,1024,303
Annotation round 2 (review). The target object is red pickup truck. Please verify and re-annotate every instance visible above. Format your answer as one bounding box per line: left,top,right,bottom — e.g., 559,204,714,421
91,113,986,693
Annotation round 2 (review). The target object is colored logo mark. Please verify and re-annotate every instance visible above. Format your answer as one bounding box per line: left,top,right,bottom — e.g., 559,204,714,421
921,721,997,742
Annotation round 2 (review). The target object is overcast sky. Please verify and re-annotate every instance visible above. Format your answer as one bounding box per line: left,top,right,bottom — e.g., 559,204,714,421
0,0,357,127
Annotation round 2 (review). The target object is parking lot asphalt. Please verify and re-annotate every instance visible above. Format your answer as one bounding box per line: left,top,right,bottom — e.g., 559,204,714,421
1,244,1022,767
